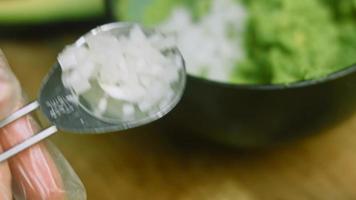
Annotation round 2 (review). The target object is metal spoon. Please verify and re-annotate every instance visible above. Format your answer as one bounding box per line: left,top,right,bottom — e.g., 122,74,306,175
0,22,186,162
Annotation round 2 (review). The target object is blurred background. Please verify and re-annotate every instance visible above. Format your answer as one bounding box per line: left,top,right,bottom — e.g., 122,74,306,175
1,0,356,199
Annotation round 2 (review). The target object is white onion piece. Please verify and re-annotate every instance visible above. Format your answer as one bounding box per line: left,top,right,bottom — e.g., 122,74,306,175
122,104,135,117
99,82,146,103
58,46,89,71
98,97,108,114
61,71,91,94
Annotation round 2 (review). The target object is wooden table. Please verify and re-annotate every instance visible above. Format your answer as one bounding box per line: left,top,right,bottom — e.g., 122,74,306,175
1,35,356,200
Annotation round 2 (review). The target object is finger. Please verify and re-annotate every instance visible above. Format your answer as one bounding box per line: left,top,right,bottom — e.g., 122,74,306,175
1,115,65,200
0,145,12,200
0,50,21,119
0,50,16,200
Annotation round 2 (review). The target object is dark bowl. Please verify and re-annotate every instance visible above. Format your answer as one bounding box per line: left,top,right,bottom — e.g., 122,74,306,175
160,65,356,147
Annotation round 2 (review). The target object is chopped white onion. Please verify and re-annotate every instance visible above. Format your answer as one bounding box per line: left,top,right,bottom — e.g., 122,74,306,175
58,25,181,121
158,0,247,82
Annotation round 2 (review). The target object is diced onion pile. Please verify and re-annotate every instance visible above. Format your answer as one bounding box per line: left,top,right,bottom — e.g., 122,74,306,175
58,25,182,120
158,0,247,82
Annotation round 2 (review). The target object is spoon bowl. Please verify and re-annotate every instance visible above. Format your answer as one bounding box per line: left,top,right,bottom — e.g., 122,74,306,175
40,22,186,133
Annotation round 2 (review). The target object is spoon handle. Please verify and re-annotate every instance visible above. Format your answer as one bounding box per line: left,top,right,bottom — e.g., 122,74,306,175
0,126,58,162
0,101,58,162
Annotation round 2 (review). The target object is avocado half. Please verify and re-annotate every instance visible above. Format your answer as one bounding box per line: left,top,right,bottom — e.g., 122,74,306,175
0,0,105,25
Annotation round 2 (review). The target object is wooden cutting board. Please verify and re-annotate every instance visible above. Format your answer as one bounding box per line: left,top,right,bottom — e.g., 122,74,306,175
1,35,356,200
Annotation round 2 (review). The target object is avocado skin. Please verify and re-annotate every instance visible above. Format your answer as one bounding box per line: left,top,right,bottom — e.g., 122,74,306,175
0,0,106,25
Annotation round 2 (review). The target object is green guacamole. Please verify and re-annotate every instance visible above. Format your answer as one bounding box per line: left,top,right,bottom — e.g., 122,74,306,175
116,0,356,84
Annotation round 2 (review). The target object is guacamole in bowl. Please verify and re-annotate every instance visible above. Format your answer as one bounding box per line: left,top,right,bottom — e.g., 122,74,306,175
116,0,356,85
114,0,356,147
